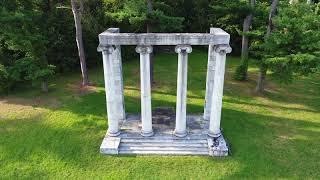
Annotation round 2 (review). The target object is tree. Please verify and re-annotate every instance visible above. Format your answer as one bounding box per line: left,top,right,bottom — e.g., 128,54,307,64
71,0,89,86
234,0,256,81
0,0,55,93
209,0,252,54
104,0,184,84
254,1,320,93
255,0,279,93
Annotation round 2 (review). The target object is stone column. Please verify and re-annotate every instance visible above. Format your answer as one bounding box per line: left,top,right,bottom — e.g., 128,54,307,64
102,45,124,137
208,45,232,138
174,45,192,137
203,29,216,121
136,45,154,137
111,29,126,122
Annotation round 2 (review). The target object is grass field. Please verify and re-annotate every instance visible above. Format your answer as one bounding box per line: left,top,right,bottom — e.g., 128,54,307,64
1,50,320,179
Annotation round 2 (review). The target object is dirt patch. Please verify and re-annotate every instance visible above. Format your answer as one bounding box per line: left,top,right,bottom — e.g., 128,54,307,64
0,96,61,111
0,98,49,121
66,83,98,95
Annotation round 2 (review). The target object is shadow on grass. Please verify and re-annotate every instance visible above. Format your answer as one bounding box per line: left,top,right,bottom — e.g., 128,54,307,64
1,90,320,178
224,98,319,113
1,52,320,178
221,108,320,178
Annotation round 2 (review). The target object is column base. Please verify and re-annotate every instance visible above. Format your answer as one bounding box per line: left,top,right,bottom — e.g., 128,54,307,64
207,135,229,157
107,130,121,137
207,131,221,138
100,137,121,154
141,130,154,137
174,130,187,137
203,114,210,121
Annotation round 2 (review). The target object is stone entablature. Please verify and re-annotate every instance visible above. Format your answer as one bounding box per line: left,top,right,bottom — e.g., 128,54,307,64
98,28,229,47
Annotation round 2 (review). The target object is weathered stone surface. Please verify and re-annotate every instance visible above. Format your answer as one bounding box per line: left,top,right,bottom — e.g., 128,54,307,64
207,135,229,157
100,137,121,154
152,107,175,126
101,28,125,137
100,113,229,156
136,45,154,137
208,44,232,138
204,28,216,121
174,45,192,138
97,28,230,48
98,27,232,157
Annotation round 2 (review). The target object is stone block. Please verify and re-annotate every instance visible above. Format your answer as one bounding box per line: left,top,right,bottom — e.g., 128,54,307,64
100,136,121,155
207,135,229,157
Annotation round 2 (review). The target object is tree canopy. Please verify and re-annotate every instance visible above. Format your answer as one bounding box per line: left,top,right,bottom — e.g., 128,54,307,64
0,0,319,94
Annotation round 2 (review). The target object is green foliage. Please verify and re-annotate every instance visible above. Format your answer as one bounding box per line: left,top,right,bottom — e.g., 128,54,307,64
1,0,319,94
0,0,56,93
1,53,320,179
207,0,268,54
0,57,55,93
252,2,320,83
104,0,184,32
210,0,250,32
234,59,249,80
8,58,55,82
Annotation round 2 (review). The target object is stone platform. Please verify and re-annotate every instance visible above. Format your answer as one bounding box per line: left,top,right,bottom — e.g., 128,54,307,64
100,108,229,157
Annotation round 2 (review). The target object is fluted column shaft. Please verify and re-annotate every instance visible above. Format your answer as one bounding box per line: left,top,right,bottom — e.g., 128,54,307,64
102,46,123,136
204,28,216,121
174,45,192,137
136,45,154,137
208,45,232,137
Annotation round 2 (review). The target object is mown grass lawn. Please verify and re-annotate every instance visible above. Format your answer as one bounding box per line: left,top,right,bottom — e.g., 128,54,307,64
1,50,320,179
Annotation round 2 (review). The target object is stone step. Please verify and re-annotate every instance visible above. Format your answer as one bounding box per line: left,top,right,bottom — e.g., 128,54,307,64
121,138,207,144
119,146,208,151
120,135,207,139
121,142,207,147
119,150,209,155
118,137,209,155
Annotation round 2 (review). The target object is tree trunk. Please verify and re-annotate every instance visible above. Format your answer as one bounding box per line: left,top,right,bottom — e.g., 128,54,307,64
255,65,267,93
255,0,279,93
266,0,279,37
41,0,51,93
147,0,155,85
71,0,89,86
41,80,49,93
241,15,252,60
238,0,256,80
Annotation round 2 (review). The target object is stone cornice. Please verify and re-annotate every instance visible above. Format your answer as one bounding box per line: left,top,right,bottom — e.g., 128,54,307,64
98,28,230,51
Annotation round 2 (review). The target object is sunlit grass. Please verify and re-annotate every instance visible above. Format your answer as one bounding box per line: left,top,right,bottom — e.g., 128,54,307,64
0,50,319,179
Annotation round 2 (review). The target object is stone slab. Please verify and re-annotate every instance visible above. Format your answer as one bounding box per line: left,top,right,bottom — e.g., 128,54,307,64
207,135,229,157
100,137,121,154
97,28,230,48
100,112,229,157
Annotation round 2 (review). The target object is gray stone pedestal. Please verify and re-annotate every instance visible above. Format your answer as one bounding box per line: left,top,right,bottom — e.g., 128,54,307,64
100,109,229,157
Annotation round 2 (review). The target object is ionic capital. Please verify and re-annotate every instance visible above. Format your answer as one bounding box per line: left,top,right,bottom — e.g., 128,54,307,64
214,44,232,55
135,45,153,54
175,45,192,54
101,45,115,54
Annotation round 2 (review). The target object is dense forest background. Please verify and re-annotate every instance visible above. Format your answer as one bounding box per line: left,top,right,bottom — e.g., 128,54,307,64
0,0,319,94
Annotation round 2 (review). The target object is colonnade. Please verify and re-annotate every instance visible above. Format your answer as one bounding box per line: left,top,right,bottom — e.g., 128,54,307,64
99,28,231,138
